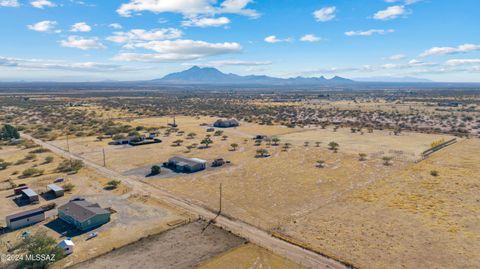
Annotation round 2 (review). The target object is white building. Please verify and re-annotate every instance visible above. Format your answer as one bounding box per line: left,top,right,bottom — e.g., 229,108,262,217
6,208,45,230
57,239,75,255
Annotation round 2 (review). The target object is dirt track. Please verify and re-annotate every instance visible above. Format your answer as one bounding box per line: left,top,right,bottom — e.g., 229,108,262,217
71,221,245,269
21,132,349,269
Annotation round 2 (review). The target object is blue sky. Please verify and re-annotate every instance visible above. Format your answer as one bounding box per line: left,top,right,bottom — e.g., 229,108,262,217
0,0,479,82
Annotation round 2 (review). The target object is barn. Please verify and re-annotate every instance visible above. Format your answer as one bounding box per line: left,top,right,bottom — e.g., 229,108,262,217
6,208,45,230
166,156,207,173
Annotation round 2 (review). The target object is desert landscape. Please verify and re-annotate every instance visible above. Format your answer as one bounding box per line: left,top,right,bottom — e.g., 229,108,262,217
1,88,478,268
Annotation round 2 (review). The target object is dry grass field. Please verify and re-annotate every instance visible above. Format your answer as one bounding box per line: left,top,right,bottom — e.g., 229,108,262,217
40,115,477,268
197,243,306,269
280,138,480,269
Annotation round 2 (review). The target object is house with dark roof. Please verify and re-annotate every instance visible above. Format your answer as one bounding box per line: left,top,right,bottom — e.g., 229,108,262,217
165,156,207,173
58,199,111,231
6,208,45,230
213,119,239,128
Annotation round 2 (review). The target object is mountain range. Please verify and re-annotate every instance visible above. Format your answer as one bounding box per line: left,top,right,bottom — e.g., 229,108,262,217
152,66,355,86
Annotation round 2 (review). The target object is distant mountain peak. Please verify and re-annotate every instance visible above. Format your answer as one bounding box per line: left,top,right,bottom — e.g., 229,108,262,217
155,66,354,85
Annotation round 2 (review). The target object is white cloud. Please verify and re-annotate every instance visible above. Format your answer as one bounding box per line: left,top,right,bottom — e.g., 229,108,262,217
31,0,56,8
60,36,106,50
107,28,183,43
313,6,336,22
70,22,92,32
421,44,480,57
109,23,123,29
373,5,407,20
300,34,321,42
27,20,58,32
0,56,141,72
219,0,259,18
114,39,242,62
345,29,394,36
0,0,18,7
389,54,406,60
184,60,272,67
182,16,230,27
117,0,259,18
264,35,291,43
385,0,421,5
446,59,480,66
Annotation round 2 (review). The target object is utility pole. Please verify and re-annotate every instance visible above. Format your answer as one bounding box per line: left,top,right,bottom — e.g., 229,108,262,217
102,148,106,167
219,183,222,215
202,182,223,233
66,133,70,152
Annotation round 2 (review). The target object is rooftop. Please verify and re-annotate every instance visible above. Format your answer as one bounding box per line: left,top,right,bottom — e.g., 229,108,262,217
6,207,44,222
169,156,207,167
58,199,110,223
21,188,38,197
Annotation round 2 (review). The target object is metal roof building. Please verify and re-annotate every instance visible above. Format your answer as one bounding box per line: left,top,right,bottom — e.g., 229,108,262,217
6,208,45,230
167,156,207,173
21,188,39,203
47,184,64,197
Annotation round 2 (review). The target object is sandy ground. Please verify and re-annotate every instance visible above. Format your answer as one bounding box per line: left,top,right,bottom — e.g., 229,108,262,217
70,221,246,269
197,243,306,269
280,138,480,269
44,116,476,268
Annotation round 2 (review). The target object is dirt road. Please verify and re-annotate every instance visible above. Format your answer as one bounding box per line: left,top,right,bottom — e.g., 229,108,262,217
21,133,349,269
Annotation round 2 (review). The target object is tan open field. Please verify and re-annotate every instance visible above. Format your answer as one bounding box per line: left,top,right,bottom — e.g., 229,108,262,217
197,243,306,269
43,116,477,268
280,138,480,269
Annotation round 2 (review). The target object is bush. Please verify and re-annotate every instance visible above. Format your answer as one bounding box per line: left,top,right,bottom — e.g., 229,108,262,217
29,147,51,154
56,159,84,173
430,170,439,177
44,156,54,164
22,167,44,177
17,231,64,269
0,159,11,170
106,180,121,189
0,124,20,140
150,165,161,175
62,183,75,192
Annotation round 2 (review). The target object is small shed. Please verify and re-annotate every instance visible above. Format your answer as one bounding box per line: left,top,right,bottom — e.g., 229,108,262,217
57,239,75,255
14,185,29,195
6,208,45,230
47,184,64,197
21,188,39,203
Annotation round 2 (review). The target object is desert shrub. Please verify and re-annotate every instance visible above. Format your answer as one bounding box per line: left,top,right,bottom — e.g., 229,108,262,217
17,231,64,269
0,159,11,170
15,159,28,165
150,165,161,175
56,159,84,173
62,183,75,192
106,180,121,189
0,124,20,140
44,156,54,164
430,170,439,177
29,147,51,154
22,167,44,177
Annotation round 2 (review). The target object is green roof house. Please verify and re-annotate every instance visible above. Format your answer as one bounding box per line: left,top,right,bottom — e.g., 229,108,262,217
58,199,111,231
